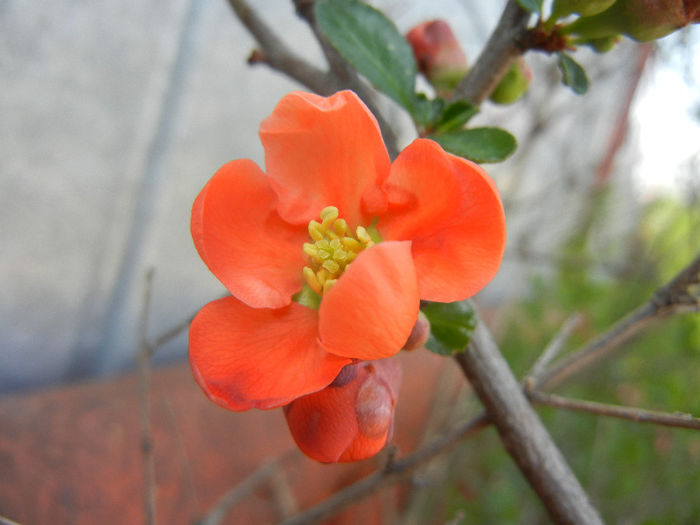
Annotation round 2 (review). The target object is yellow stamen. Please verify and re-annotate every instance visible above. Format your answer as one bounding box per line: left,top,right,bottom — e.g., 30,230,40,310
303,266,322,294
301,206,378,297
322,279,337,295
356,226,374,246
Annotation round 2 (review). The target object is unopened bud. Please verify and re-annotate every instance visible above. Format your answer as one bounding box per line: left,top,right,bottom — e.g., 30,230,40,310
406,20,468,96
284,358,401,463
402,311,431,351
564,0,697,43
489,58,532,105
329,363,358,387
355,373,393,439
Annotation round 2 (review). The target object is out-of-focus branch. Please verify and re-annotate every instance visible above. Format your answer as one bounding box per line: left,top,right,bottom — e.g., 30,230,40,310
455,313,603,525
0,514,23,525
226,0,334,95
292,0,400,158
530,391,700,431
450,1,531,105
525,312,583,387
200,459,282,525
139,269,157,525
279,413,489,525
532,251,700,391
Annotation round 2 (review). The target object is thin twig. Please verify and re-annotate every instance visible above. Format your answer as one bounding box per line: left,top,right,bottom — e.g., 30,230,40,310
199,458,286,525
455,310,603,525
450,1,531,105
530,391,700,431
139,268,157,525
151,293,228,351
534,251,700,391
280,413,489,525
226,0,333,95
525,312,583,391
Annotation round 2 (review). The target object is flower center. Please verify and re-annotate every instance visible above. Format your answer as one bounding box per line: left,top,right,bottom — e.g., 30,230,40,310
302,206,375,296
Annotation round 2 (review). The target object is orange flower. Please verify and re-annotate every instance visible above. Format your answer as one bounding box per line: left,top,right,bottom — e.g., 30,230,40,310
189,90,505,427
284,358,401,463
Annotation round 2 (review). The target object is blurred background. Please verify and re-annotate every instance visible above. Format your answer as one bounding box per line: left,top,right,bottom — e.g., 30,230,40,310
1,0,699,523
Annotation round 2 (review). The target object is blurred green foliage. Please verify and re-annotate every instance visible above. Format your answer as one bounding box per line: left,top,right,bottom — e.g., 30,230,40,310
419,194,700,523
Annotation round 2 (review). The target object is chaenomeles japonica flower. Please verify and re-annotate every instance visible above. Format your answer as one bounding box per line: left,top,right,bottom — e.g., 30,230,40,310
189,90,506,463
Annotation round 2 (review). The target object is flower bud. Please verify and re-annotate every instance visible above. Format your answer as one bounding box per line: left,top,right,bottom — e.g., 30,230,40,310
564,0,697,43
284,358,401,463
489,58,532,105
406,20,468,96
402,311,431,351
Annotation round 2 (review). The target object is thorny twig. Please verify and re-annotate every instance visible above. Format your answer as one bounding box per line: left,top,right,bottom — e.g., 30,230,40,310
529,391,700,431
525,312,583,388
532,251,700,391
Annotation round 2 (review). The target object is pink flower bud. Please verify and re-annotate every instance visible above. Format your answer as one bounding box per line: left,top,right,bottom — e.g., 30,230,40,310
284,358,402,463
406,20,468,96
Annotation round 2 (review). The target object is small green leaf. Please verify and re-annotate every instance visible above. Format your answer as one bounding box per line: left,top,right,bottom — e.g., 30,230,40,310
430,127,517,163
515,0,541,14
422,301,477,356
557,52,589,95
431,100,479,134
411,93,444,128
315,0,417,109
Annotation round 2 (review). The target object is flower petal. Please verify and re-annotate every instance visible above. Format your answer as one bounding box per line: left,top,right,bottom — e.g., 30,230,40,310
189,296,350,411
378,139,506,303
319,241,419,361
191,159,308,309
259,90,391,227
284,359,401,463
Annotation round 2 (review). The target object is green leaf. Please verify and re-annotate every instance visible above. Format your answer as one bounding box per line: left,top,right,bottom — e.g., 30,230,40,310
315,0,417,109
430,127,517,163
411,94,444,128
557,52,589,95
422,301,477,356
514,0,541,14
431,100,479,134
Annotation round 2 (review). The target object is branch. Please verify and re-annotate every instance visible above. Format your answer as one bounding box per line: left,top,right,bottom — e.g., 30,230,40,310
279,413,489,525
454,314,603,525
450,1,531,105
226,0,334,95
525,312,583,388
199,459,282,525
530,391,700,431
151,293,228,351
533,251,700,391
